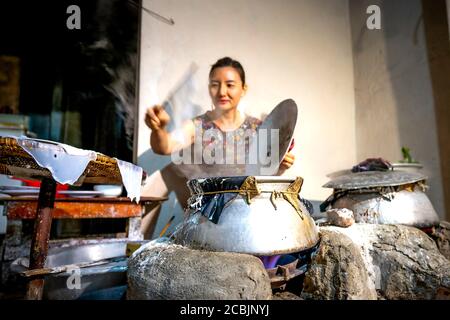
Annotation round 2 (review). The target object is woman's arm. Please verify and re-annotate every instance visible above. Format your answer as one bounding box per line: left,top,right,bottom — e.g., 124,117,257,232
145,105,195,155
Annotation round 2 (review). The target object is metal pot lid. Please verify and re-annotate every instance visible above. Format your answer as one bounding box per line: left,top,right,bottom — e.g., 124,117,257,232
323,170,428,190
245,99,298,176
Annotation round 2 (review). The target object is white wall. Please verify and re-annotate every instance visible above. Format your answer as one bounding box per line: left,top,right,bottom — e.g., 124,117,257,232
138,0,357,205
349,0,446,218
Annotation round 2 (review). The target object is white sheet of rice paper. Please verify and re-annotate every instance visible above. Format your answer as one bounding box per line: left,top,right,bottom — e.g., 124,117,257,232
17,138,97,185
14,137,143,202
115,158,143,203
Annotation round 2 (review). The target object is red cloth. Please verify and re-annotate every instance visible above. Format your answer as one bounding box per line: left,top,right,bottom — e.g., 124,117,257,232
288,139,295,152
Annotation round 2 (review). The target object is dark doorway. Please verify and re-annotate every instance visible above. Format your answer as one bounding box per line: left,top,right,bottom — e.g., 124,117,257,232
0,0,141,162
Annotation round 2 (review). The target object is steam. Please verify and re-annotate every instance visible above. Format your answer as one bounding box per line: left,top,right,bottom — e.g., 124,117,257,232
162,63,202,145
104,53,137,151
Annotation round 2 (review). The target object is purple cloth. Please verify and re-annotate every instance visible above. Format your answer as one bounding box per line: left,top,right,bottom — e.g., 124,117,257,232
352,158,392,172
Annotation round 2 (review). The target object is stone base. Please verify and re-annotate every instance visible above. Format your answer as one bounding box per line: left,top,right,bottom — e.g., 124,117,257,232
431,221,450,260
127,239,272,300
126,223,450,300
301,224,450,300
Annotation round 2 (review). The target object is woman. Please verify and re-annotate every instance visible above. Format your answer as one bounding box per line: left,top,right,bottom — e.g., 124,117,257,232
145,57,295,174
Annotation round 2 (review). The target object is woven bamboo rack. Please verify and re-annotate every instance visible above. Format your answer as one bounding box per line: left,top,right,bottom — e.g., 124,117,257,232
0,137,140,185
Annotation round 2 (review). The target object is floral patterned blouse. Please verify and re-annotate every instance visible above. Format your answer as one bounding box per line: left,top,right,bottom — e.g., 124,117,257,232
192,112,262,161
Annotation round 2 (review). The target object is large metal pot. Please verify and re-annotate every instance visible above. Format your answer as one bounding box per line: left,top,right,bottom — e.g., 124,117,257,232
322,171,440,228
174,176,319,256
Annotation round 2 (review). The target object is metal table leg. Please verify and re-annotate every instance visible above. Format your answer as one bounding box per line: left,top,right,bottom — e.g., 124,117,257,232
25,178,56,300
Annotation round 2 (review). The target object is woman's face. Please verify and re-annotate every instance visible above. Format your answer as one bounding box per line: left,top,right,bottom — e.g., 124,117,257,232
208,67,247,112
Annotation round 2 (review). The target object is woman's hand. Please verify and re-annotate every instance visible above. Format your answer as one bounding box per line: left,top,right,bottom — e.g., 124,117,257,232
278,152,295,174
145,105,171,131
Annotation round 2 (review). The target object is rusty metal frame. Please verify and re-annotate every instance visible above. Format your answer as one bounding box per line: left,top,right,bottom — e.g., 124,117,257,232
25,177,56,300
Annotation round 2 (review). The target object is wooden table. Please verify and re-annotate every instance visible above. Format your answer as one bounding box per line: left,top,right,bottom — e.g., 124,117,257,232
0,136,161,300
2,196,166,239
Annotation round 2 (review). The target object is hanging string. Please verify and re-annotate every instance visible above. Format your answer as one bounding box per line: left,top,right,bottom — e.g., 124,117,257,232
128,0,175,26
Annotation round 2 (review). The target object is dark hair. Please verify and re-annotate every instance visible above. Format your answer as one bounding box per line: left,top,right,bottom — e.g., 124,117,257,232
209,57,246,86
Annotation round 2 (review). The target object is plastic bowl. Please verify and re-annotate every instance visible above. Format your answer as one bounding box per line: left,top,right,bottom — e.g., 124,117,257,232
93,185,123,197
